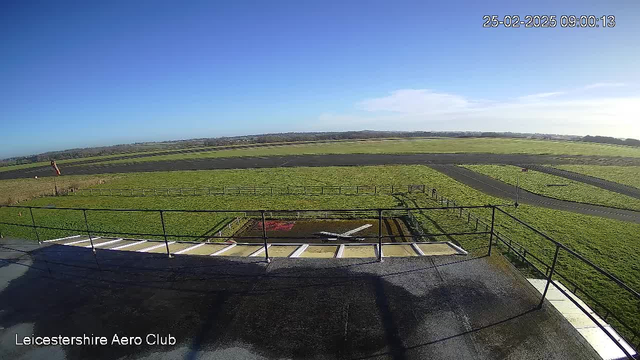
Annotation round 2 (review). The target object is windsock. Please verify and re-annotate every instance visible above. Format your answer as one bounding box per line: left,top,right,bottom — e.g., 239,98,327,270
51,160,61,176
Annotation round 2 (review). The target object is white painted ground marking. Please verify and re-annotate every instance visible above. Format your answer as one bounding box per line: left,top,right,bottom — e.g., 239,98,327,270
341,224,372,236
249,244,271,257
319,231,350,238
138,242,175,253
528,279,636,360
64,237,101,246
290,244,309,258
112,240,147,250
175,243,206,254
447,242,468,255
210,244,236,256
411,243,425,256
44,235,81,243
85,238,123,248
336,244,345,258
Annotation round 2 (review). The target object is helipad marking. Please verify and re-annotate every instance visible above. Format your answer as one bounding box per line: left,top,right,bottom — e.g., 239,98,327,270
44,235,81,243
210,244,236,256
139,242,175,253
86,238,123,248
342,224,372,236
65,237,101,246
336,244,345,258
112,240,147,250
290,244,309,258
249,244,271,257
175,243,206,254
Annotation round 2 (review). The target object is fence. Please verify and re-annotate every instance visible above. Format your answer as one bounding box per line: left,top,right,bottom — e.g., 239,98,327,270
64,184,428,197
0,203,638,358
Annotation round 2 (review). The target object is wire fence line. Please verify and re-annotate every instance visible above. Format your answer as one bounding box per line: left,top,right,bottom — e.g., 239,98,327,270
63,184,429,197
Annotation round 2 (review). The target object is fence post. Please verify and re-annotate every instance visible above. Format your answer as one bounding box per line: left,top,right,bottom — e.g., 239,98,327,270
261,210,270,263
28,208,41,244
538,245,561,309
488,206,496,256
82,210,96,254
160,210,172,258
377,209,383,262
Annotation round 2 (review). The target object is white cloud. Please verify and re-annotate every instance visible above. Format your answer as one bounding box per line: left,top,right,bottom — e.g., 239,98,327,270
581,82,625,90
315,86,640,139
357,89,471,113
517,91,566,102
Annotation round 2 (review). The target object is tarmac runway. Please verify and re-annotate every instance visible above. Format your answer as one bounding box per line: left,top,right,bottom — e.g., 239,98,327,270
3,153,640,180
429,164,640,224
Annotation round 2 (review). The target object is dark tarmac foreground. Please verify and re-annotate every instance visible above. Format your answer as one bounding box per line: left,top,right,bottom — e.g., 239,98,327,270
0,238,599,360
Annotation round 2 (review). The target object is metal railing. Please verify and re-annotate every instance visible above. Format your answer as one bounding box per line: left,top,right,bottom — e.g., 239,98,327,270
64,184,428,197
0,202,637,358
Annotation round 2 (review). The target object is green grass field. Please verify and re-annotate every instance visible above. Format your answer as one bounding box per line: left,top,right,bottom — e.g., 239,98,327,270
554,165,640,190
0,164,638,341
463,164,640,211
65,138,640,167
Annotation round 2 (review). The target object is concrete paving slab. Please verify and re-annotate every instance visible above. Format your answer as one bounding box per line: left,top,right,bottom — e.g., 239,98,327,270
342,245,376,258
264,245,298,257
299,245,338,258
217,245,262,257
382,244,418,257
181,243,229,255
416,243,458,255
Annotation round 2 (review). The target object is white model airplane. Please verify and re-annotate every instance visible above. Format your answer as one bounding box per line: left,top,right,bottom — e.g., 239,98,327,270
317,224,372,241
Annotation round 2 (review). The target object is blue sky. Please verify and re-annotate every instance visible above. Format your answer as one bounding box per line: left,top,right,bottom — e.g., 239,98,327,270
1,0,639,158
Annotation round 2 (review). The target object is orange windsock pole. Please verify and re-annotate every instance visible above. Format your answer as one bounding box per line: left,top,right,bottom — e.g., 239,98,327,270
50,160,61,195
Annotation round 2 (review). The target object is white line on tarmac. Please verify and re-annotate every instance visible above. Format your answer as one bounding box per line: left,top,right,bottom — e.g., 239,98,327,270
112,240,147,250
139,242,175,253
44,235,81,243
65,237,101,246
86,238,123,248
411,243,426,256
447,242,469,255
249,244,271,257
175,243,206,254
290,244,309,258
211,244,236,256
336,244,345,258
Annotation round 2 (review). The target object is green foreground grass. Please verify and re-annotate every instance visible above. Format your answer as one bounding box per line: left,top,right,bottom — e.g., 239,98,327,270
463,164,640,211
555,165,640,190
75,138,640,167
0,165,638,341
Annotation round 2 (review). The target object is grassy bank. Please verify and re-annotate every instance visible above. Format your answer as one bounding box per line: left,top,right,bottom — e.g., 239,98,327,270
463,164,640,211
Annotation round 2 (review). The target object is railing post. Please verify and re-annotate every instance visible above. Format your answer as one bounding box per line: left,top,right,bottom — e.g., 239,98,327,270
538,245,561,309
160,210,172,258
261,210,270,263
28,207,41,244
488,206,496,256
377,209,383,262
83,210,96,254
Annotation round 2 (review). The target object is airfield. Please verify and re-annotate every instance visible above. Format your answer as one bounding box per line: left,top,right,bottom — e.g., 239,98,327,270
1,137,639,359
